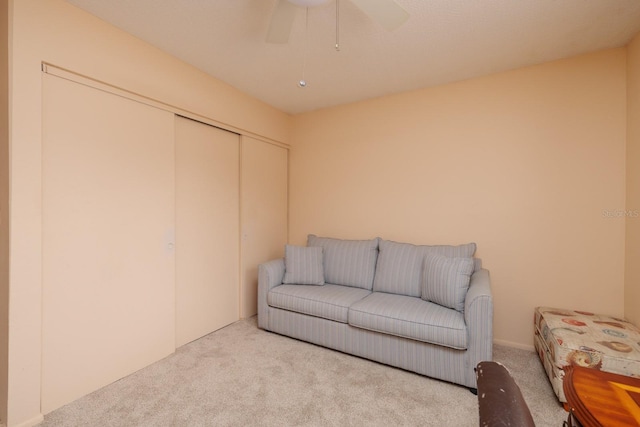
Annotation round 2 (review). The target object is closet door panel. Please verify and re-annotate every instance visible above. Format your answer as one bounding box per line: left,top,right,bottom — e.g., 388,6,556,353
240,136,288,318
175,116,240,347
42,74,176,414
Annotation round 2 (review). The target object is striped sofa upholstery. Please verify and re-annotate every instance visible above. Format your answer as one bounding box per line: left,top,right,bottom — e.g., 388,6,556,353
258,236,493,389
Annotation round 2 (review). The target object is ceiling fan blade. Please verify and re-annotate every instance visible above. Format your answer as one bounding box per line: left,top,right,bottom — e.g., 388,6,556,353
349,0,409,31
266,0,298,43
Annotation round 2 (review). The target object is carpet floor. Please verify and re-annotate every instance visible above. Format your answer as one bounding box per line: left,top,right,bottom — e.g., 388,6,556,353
40,317,567,426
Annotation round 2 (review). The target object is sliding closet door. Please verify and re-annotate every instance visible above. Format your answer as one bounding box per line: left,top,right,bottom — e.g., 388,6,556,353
175,116,240,347
240,136,288,318
42,74,176,413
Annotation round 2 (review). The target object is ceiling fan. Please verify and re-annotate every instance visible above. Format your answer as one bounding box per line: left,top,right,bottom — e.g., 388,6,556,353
266,0,410,44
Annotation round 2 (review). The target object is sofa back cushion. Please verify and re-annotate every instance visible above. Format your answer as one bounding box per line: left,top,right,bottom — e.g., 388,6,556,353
373,239,476,297
307,235,380,290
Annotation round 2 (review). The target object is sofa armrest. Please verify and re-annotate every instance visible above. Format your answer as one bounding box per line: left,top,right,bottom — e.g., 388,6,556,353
465,269,492,317
257,258,285,330
464,268,494,369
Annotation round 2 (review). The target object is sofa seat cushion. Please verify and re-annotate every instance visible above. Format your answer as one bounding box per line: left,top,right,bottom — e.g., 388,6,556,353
268,284,371,323
348,292,468,349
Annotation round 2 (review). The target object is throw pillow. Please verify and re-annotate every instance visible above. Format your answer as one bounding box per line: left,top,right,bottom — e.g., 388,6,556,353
282,245,325,285
373,240,477,297
421,253,474,312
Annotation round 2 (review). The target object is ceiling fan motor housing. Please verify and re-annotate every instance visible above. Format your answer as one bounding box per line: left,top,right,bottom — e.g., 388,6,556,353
287,0,332,8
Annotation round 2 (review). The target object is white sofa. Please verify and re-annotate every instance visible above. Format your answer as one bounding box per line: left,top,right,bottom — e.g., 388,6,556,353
258,235,493,390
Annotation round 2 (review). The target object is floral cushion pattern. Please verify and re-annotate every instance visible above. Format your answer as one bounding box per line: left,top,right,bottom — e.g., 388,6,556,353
534,306,640,403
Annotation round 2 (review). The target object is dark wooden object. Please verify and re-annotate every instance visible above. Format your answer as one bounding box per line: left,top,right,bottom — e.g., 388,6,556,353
563,365,640,427
476,361,535,427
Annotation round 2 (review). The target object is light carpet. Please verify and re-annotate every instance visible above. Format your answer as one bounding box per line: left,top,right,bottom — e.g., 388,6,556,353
41,317,567,426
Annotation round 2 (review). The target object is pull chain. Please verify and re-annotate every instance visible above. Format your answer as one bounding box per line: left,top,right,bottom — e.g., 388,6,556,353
335,0,340,51
298,7,309,87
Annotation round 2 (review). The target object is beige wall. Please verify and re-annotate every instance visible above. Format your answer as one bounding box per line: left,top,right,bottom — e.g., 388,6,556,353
291,48,627,349
5,0,636,423
626,33,640,326
8,0,291,425
0,0,9,424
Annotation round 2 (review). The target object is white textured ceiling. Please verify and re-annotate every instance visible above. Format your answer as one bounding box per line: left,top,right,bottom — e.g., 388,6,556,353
65,0,640,114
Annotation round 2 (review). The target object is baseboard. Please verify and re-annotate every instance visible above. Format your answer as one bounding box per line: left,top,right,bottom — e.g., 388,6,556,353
8,413,43,427
494,338,535,352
